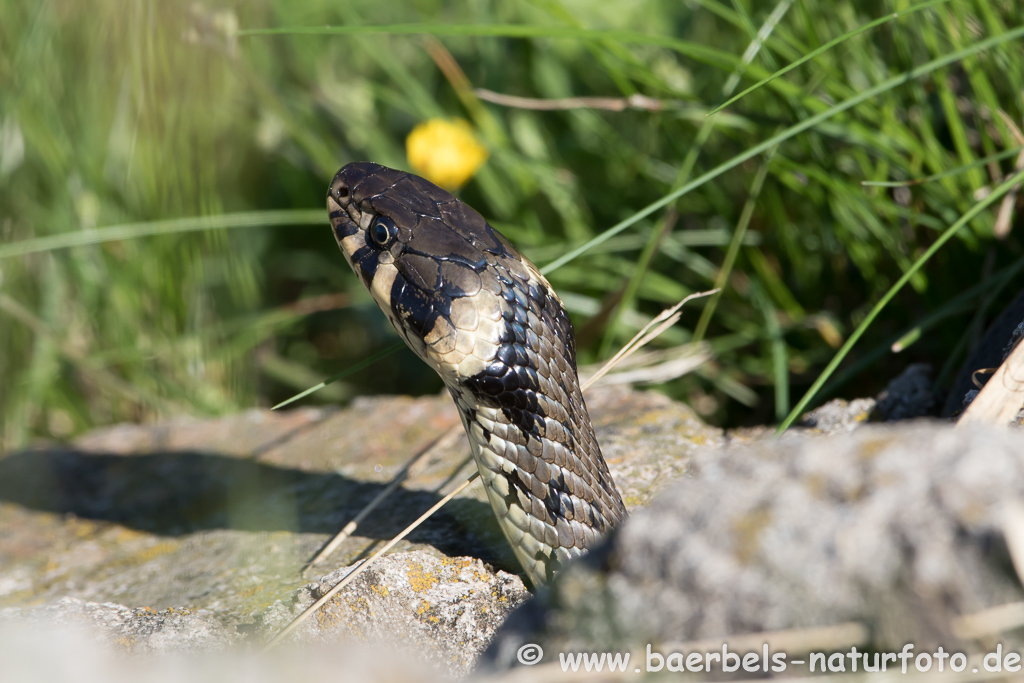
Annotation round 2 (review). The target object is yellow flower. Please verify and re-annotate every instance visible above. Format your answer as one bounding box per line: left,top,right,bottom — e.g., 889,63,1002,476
406,118,488,190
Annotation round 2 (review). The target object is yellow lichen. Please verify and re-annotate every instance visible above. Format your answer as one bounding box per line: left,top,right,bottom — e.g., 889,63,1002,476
137,542,178,562
405,560,441,593
414,599,441,625
346,595,371,613
71,519,98,538
315,605,342,630
406,118,488,189
237,584,265,599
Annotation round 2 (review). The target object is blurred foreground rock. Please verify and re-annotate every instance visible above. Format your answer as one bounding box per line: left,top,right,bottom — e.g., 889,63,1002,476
485,423,1024,672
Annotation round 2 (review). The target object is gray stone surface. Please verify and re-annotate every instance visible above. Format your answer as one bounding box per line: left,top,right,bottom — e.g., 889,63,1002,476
800,364,940,433
0,619,440,683
0,386,716,674
873,362,936,421
485,423,1024,670
798,397,876,433
0,596,231,653
260,551,529,676
12,383,1024,679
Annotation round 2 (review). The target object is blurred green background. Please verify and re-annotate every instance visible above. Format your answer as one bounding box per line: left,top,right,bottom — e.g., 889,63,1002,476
2,0,1023,450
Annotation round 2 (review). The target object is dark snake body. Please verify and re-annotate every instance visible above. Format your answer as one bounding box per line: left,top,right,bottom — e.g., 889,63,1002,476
327,162,627,585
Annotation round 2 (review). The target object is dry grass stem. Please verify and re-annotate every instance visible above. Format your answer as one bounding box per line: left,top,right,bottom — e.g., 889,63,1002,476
993,109,1024,239
301,424,465,575
265,472,480,648
582,290,719,390
474,88,666,112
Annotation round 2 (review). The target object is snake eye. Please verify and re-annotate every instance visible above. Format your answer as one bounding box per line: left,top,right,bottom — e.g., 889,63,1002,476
370,216,397,248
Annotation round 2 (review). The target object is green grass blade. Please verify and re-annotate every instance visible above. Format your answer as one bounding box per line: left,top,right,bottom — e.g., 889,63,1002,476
271,342,406,410
708,0,954,115
777,166,1024,433
752,284,789,420
238,24,740,70
602,0,790,355
817,255,1024,400
862,145,1024,187
541,21,1024,276
693,145,776,342
0,293,184,413
0,210,324,260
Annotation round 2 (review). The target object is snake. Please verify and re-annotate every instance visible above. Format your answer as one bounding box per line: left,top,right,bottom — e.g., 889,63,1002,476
326,162,627,585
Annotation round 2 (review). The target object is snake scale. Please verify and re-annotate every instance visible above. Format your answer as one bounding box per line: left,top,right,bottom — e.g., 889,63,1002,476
327,162,627,585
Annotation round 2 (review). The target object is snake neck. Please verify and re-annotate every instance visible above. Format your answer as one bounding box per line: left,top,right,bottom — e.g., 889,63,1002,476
447,377,626,586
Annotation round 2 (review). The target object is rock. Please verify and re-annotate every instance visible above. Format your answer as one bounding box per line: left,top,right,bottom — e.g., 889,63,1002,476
0,554,525,677
18,382,1016,677
798,397,876,433
585,386,723,506
0,596,231,652
800,363,939,434
484,423,1024,669
873,362,936,421
260,551,529,676
0,616,441,683
0,387,712,673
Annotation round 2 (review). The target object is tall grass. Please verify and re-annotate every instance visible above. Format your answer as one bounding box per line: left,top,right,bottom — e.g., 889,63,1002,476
1,0,1023,449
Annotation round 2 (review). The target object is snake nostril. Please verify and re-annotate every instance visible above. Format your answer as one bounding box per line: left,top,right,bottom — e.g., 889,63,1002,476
331,182,350,202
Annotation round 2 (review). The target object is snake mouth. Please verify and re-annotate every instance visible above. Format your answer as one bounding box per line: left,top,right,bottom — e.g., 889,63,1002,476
327,191,361,241
326,192,374,300
328,169,379,244
326,193,343,213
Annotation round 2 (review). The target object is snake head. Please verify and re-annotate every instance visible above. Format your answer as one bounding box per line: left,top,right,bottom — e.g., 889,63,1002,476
327,162,566,385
